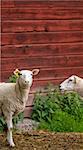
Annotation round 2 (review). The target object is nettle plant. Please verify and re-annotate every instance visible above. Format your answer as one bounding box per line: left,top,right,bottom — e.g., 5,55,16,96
0,73,24,133
31,85,83,132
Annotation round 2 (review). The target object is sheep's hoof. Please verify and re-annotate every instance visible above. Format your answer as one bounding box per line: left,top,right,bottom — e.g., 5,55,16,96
10,142,15,147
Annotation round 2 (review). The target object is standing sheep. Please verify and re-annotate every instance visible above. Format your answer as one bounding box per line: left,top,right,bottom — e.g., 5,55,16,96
0,68,39,147
59,75,83,97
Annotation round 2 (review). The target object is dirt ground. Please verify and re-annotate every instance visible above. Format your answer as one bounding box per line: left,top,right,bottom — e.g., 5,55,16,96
0,131,83,150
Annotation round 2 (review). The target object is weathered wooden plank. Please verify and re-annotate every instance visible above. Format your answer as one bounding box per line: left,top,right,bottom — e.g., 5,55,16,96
2,1,83,8
26,94,34,106
2,31,83,45
1,55,83,71
24,106,33,118
2,20,83,33
2,8,83,20
1,43,83,58
1,1,14,8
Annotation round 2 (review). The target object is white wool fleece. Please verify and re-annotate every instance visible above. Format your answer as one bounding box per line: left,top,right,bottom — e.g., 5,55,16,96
0,69,39,147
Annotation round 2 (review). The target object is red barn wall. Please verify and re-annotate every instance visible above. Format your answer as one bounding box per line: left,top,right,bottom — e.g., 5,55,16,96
1,0,83,117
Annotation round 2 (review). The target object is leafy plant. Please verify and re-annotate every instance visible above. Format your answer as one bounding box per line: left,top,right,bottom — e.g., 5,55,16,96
9,74,18,83
54,92,83,120
0,116,7,133
31,86,83,132
13,112,24,125
32,92,59,122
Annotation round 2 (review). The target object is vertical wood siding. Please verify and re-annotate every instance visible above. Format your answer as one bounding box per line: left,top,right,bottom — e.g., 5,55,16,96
1,0,83,117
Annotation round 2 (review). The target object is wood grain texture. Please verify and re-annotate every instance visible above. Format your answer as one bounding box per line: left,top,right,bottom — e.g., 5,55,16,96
1,43,83,58
2,8,83,20
26,94,34,107
24,107,33,118
2,1,83,8
2,20,83,33
2,32,83,45
1,55,83,71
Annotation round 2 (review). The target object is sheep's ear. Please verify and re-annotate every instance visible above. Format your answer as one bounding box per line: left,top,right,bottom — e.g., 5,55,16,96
74,76,76,84
14,69,21,77
32,69,39,76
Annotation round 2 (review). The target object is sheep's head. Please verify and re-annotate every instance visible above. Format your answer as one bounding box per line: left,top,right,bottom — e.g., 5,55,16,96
14,69,39,88
59,75,77,93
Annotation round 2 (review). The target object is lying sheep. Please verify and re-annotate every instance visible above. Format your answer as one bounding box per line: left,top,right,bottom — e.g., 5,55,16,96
0,68,39,147
59,75,83,96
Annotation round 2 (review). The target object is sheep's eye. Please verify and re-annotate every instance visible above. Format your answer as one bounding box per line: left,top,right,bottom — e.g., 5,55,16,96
68,79,73,82
18,73,22,76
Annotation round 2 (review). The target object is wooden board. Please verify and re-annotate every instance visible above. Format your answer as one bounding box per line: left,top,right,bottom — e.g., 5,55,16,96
2,20,83,33
2,1,83,9
1,43,83,58
1,55,83,71
2,8,83,20
2,32,83,45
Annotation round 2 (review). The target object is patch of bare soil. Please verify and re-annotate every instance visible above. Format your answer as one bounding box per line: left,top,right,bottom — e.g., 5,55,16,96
0,131,83,150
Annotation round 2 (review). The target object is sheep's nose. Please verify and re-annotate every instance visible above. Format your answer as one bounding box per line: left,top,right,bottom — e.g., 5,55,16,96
25,80,29,84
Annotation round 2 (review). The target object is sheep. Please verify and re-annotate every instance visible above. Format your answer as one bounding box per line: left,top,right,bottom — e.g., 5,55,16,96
59,75,83,97
0,68,39,147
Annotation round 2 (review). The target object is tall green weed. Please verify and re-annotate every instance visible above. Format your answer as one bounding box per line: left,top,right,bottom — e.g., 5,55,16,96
32,86,83,132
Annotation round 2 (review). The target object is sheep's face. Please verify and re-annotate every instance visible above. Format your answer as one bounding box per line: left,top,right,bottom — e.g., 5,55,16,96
59,75,77,93
19,70,33,87
14,69,39,88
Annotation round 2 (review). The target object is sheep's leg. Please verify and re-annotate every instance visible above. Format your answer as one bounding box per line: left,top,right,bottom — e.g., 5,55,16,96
6,114,15,147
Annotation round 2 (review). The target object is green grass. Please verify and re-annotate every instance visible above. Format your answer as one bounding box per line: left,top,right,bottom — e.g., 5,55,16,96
38,110,83,132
